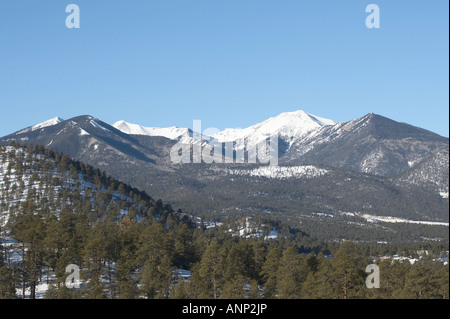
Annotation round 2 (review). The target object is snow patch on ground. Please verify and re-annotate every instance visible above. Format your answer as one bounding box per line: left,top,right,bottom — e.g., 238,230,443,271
79,128,90,136
439,191,449,199
359,213,449,226
91,120,110,132
229,165,329,179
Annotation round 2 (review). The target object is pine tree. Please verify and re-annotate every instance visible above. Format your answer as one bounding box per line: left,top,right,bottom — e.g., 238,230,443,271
171,277,189,299
309,254,335,299
115,216,139,299
330,242,366,299
250,241,266,284
370,259,409,299
248,279,260,299
399,262,445,299
436,264,449,299
174,223,195,269
116,248,138,299
222,274,247,299
136,222,173,266
13,212,45,299
300,272,319,299
80,223,107,299
260,248,281,299
140,255,173,299
186,263,211,299
276,246,304,299
137,221,174,299
197,240,226,299
224,241,255,282
0,266,15,299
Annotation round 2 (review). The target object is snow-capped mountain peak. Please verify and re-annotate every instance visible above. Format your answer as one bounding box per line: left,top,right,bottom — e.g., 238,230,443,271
113,110,336,152
253,110,335,136
113,120,190,140
15,117,64,135
211,110,336,150
32,117,64,131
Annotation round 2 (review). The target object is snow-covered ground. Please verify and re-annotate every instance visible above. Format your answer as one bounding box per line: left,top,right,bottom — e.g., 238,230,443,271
229,165,329,179
228,217,279,240
360,213,449,226
338,211,449,227
0,146,139,228
378,251,449,266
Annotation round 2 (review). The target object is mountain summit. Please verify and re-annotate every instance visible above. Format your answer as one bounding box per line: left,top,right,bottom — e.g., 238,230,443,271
112,110,335,146
283,112,449,175
113,120,191,140
211,110,335,149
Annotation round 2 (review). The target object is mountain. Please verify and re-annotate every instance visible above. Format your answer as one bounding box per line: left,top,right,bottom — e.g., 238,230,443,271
112,110,336,156
1,111,448,243
113,120,191,140
0,115,189,207
108,111,448,177
395,150,449,198
2,115,176,166
211,110,336,153
282,113,449,176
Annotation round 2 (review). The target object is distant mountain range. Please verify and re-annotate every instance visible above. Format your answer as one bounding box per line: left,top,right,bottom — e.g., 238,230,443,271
6,110,447,179
1,110,448,242
109,110,449,177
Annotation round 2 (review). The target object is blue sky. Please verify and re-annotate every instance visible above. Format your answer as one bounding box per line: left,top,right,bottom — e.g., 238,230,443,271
0,0,448,137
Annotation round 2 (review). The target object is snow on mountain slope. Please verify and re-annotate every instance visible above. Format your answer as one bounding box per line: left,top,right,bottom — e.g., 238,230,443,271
0,146,64,227
397,150,449,197
16,117,64,135
90,119,111,132
112,110,335,148
32,117,64,131
211,110,336,150
282,113,450,177
113,120,190,140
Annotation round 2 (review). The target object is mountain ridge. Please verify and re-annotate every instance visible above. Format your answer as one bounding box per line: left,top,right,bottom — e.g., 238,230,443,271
282,112,449,176
1,110,448,243
3,111,448,178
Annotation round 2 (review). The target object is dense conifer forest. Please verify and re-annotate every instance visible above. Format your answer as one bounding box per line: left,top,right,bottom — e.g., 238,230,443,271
0,143,448,299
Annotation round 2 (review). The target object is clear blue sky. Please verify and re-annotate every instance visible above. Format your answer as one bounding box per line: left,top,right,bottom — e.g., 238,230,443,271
0,0,448,137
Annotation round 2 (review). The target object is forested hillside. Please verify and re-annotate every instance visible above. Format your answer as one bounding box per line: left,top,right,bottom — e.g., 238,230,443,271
0,143,448,299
